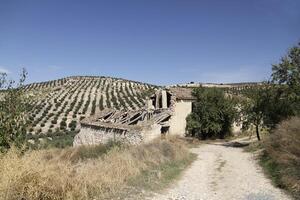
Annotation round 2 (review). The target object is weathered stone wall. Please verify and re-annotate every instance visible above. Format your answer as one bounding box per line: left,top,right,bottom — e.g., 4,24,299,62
73,123,163,146
141,123,162,143
73,127,143,146
169,100,192,136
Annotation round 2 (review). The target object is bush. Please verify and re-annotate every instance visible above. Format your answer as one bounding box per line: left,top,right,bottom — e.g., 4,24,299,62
263,117,300,198
186,87,237,139
68,120,77,130
60,121,66,127
80,116,85,121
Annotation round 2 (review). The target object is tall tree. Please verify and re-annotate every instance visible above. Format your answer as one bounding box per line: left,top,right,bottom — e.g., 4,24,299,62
240,85,271,141
186,87,237,139
240,42,300,141
241,84,295,141
272,42,300,113
0,69,28,151
272,42,300,88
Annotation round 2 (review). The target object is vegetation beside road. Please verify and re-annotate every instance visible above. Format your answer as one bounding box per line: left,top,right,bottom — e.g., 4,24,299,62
250,43,300,198
187,42,300,198
187,43,300,142
246,117,300,199
0,137,194,200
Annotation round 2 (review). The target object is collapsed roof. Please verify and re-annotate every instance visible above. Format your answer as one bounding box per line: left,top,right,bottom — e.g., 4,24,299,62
80,87,195,134
81,108,172,133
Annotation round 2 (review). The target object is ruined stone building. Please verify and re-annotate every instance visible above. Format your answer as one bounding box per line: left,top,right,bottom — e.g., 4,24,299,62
73,87,196,146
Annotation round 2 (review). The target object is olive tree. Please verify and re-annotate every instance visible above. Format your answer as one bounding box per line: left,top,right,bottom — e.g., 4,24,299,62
240,43,300,141
240,85,271,141
186,87,237,139
0,69,28,151
241,83,295,141
272,42,300,113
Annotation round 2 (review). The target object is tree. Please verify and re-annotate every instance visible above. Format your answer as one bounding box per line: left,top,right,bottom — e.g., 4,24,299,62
241,84,294,141
240,85,271,141
0,69,28,151
186,87,237,139
272,42,300,114
272,42,300,88
240,43,300,141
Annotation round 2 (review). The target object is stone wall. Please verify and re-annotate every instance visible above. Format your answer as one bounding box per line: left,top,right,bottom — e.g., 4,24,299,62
73,123,163,146
141,123,162,142
169,100,192,136
73,127,143,146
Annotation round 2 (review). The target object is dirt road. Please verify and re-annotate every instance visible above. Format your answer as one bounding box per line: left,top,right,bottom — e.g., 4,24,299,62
150,139,291,200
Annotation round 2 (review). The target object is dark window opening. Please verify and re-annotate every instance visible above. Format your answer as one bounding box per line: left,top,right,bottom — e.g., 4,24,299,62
158,95,162,108
161,126,169,134
167,92,172,108
151,97,156,108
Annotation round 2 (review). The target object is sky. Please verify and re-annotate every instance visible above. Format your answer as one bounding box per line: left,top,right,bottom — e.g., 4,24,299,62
0,0,299,86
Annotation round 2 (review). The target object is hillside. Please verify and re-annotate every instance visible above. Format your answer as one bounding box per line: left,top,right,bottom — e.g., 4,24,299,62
24,76,156,138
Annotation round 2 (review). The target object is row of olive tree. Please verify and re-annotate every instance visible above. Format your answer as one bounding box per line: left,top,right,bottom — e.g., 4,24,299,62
0,69,28,152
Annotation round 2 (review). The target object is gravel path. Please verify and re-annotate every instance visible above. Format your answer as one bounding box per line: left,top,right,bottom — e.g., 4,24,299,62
150,140,291,200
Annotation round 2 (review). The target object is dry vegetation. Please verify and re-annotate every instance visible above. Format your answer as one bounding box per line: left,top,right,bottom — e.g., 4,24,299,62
256,117,300,199
0,137,193,200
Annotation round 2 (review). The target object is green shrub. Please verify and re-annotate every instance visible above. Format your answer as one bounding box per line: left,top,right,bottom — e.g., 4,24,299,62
186,87,237,139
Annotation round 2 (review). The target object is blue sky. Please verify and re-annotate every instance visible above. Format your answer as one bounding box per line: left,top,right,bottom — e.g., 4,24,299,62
0,0,299,85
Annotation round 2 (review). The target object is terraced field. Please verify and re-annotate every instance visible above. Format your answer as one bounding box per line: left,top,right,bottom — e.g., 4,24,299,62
24,76,156,138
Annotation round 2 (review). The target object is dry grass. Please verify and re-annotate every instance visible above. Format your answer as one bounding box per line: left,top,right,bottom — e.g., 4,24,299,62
263,117,300,199
0,137,190,200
